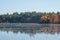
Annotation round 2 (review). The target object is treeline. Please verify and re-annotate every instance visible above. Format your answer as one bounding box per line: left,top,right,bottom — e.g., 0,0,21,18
0,11,60,23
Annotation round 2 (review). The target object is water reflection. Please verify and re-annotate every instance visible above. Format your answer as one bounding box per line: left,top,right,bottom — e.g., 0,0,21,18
0,24,60,40
0,24,60,35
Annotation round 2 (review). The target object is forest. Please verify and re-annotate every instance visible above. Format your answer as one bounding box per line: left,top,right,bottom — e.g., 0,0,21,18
0,11,60,24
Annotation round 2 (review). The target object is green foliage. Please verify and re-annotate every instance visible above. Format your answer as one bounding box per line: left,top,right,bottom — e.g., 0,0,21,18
0,11,60,23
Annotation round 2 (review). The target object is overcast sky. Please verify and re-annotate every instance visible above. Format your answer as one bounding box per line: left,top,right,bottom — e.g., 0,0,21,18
0,0,60,14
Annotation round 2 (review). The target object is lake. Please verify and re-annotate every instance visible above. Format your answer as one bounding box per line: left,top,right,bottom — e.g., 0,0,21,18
0,23,60,40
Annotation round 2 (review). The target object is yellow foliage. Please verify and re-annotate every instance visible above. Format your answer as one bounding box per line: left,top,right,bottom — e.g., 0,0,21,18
41,13,59,23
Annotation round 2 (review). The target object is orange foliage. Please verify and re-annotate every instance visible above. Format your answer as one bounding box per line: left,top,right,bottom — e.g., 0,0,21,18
41,14,59,23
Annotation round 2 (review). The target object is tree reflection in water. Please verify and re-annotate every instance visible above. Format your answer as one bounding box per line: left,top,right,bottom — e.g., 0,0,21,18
0,24,60,36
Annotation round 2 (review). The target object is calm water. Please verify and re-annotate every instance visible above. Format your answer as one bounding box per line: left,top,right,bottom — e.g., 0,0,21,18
0,24,60,40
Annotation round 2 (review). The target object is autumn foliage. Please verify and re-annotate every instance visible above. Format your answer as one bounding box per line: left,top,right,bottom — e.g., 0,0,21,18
0,12,60,23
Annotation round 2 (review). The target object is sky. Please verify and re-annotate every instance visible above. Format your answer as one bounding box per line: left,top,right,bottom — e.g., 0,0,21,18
0,0,60,14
